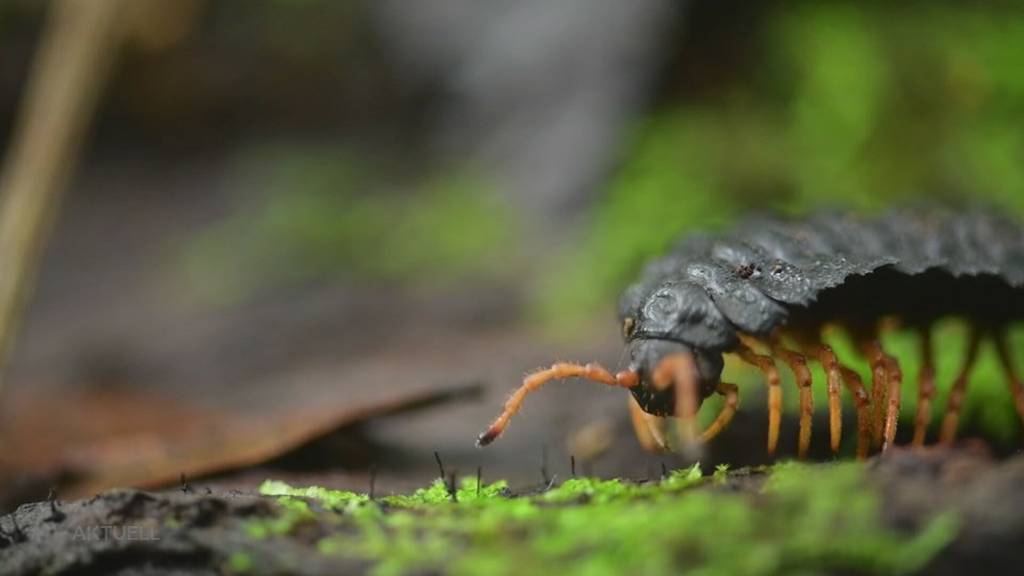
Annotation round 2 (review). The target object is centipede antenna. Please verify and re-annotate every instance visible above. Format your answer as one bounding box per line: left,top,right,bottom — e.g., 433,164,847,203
477,362,638,446
434,451,446,482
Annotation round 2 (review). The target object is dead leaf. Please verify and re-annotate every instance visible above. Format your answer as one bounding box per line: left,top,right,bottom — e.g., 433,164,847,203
0,381,480,500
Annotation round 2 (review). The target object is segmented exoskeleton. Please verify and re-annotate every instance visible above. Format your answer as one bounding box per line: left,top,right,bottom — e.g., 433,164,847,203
479,208,1024,458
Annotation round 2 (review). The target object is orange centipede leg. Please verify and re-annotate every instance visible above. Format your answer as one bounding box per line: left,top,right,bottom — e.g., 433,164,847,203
912,326,937,447
736,338,782,456
808,343,845,454
881,354,903,452
939,326,983,445
858,339,889,449
628,395,668,452
700,382,740,442
838,366,872,459
993,328,1024,431
771,337,814,459
478,361,638,446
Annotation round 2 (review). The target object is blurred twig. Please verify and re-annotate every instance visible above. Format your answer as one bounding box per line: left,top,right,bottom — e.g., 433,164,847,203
0,0,126,396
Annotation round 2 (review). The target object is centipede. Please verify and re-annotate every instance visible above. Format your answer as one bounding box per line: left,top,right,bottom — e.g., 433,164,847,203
478,207,1024,459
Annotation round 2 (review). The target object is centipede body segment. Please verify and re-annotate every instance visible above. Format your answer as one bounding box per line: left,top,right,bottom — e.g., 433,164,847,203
479,208,1024,458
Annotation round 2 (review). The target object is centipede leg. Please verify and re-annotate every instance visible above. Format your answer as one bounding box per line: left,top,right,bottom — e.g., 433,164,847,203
993,328,1024,430
881,354,903,452
858,339,889,449
938,326,983,444
628,395,668,452
859,335,905,452
809,344,844,454
838,366,872,459
700,382,740,443
912,326,937,446
770,337,814,459
478,361,639,446
736,339,782,456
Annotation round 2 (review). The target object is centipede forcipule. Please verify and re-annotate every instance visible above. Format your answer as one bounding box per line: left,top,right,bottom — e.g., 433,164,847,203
478,208,1024,459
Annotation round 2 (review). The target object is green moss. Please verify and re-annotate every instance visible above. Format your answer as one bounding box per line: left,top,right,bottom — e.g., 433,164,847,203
259,479,370,510
243,495,316,539
764,462,958,574
225,551,255,574
376,477,509,508
456,476,510,502
663,462,705,489
256,463,956,576
713,463,730,482
542,477,639,504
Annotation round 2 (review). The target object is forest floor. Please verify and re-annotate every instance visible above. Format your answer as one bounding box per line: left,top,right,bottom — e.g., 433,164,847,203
2,445,1022,575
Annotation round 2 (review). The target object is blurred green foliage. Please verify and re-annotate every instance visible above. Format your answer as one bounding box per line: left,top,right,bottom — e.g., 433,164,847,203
181,145,516,304
544,2,1024,327
541,2,1024,441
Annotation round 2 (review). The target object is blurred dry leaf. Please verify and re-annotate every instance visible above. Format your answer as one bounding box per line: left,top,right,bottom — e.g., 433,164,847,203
0,381,480,499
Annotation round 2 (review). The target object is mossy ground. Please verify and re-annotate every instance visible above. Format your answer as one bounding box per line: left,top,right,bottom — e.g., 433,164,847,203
242,462,956,576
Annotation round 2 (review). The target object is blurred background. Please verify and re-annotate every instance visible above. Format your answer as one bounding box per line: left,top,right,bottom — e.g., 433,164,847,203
1,0,1024,509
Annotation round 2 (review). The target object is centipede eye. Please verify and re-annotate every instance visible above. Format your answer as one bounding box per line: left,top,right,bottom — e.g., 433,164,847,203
623,317,636,339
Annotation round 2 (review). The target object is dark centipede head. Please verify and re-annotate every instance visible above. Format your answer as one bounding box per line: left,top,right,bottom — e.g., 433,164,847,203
625,338,722,416
620,279,727,416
